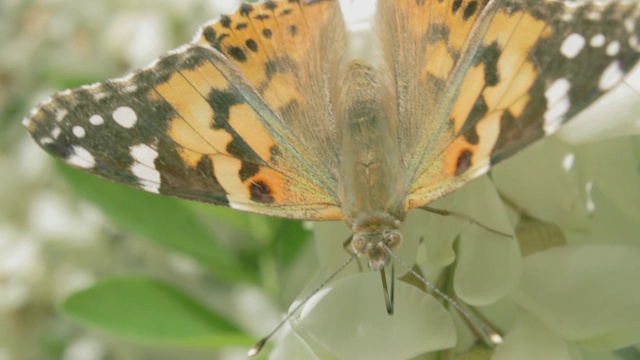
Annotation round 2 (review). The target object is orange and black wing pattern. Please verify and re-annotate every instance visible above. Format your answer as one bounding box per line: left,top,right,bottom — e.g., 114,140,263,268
24,0,346,220
376,0,640,209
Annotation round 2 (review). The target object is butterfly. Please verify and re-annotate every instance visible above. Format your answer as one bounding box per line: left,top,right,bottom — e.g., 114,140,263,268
23,0,640,346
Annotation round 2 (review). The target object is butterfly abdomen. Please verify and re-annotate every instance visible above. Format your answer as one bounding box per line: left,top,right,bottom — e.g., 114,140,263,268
336,60,405,225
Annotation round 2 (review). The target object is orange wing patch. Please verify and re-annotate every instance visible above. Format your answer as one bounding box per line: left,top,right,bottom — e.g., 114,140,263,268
154,72,231,155
228,103,277,161
441,9,551,179
481,11,548,111
210,155,284,204
423,41,455,80
447,0,488,51
195,0,335,88
443,110,502,177
210,153,342,220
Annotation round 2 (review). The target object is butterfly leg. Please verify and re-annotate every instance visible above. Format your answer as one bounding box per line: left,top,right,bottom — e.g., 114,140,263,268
343,236,363,272
419,206,513,239
497,192,528,216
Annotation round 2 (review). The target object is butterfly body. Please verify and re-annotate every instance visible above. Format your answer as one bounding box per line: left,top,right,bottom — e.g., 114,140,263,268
335,60,406,268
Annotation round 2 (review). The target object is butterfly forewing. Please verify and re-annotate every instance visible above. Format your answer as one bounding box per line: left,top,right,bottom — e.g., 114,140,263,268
24,0,346,221
376,0,640,210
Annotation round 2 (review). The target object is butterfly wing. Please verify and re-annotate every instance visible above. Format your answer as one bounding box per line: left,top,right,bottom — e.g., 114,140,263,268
378,0,640,209
24,0,345,220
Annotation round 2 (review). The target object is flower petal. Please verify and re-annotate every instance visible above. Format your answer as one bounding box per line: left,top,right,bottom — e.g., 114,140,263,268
492,137,590,229
493,314,580,360
431,176,521,306
574,137,640,222
272,272,456,360
511,245,640,350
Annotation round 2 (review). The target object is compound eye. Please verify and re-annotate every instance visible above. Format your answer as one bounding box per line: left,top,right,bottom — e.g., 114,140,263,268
384,230,401,247
352,235,367,253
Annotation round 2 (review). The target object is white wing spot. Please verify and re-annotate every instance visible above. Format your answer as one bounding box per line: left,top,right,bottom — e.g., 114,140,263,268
112,106,138,128
94,91,109,100
115,77,138,93
123,84,138,93
543,102,569,135
129,143,160,193
51,126,62,139
544,78,571,106
55,109,68,122
40,137,54,145
543,78,571,135
586,11,601,21
590,34,606,47
599,61,624,90
89,114,104,126
67,146,96,169
72,126,86,138
560,33,586,59
22,117,31,127
468,162,491,179
120,73,136,83
606,41,620,56
560,13,573,21
625,18,636,33
130,143,158,167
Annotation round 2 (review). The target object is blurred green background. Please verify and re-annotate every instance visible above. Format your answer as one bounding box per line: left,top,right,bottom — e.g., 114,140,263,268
1,1,320,359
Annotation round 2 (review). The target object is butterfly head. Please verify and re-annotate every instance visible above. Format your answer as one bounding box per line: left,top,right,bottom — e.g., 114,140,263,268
351,213,403,271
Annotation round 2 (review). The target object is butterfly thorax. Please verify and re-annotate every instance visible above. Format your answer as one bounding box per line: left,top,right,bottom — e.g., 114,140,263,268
337,60,406,269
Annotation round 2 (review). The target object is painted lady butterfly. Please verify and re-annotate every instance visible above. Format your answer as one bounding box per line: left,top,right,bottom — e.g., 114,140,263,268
22,0,640,353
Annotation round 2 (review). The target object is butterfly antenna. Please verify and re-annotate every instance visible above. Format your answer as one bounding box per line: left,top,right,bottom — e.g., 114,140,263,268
248,255,355,357
382,244,503,347
379,264,395,314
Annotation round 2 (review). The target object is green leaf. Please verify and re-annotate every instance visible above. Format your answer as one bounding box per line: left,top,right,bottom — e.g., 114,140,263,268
61,277,254,348
56,163,255,283
434,176,521,306
272,220,311,265
187,201,269,234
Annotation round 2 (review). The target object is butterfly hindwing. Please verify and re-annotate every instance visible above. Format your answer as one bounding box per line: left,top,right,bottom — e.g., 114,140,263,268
24,0,346,221
377,0,640,209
